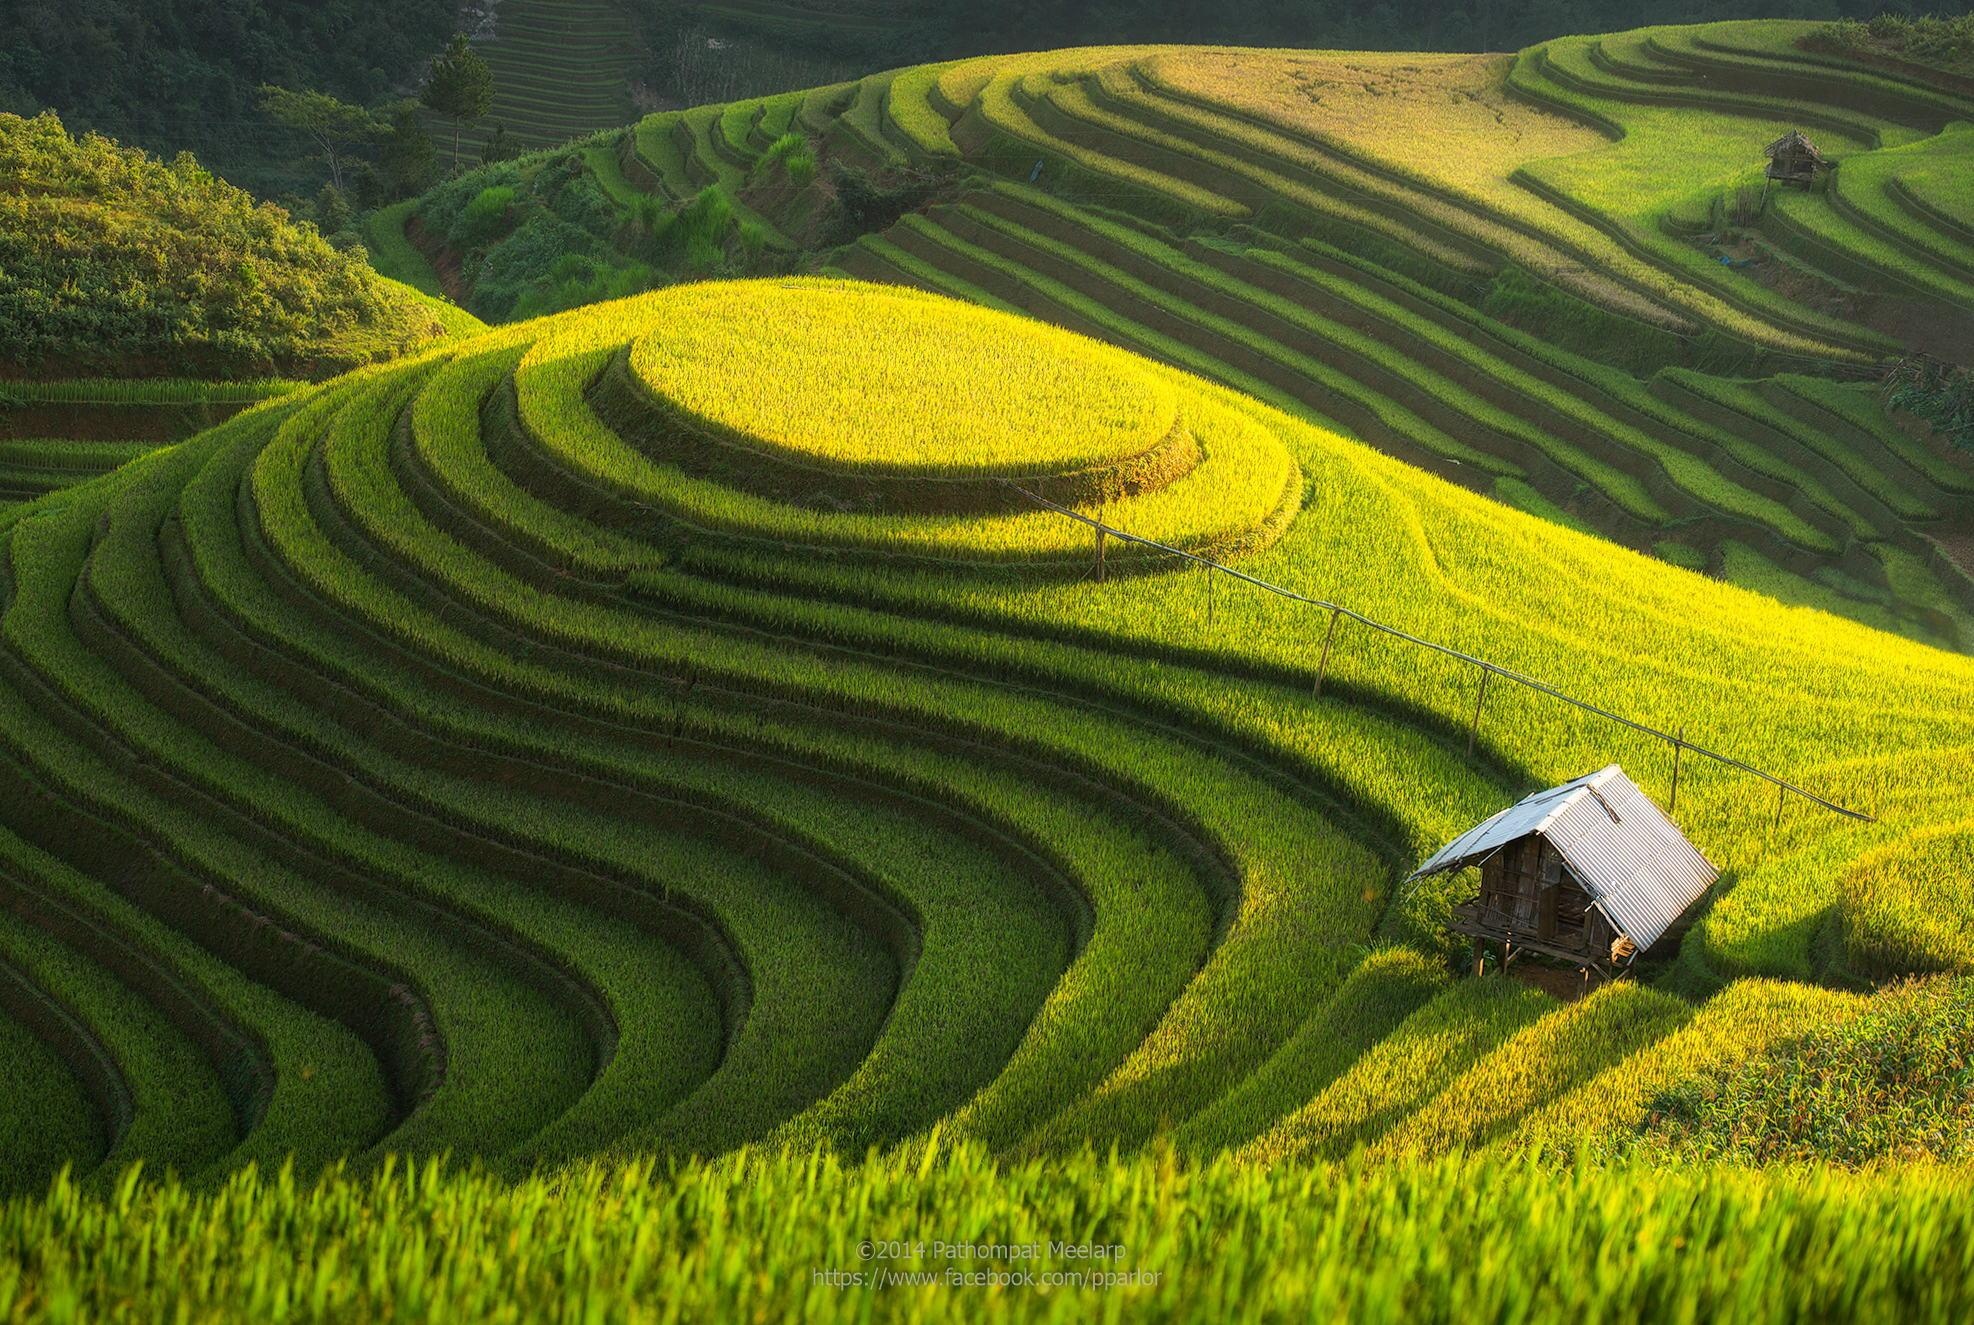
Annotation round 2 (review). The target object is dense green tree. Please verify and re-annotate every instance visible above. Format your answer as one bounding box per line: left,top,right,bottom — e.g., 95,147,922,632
480,123,525,167
257,85,384,194
373,104,439,203
421,34,494,168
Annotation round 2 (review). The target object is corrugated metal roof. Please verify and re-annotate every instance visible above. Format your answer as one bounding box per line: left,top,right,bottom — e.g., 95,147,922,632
1408,765,1718,951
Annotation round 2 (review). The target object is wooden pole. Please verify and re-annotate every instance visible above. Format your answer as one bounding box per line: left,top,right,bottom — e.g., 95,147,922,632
1772,781,1786,833
1094,525,1106,584
1467,666,1492,755
1313,607,1341,697
1668,726,1685,815
1205,564,1214,627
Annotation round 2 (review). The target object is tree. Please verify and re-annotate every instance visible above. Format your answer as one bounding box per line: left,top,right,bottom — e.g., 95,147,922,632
257,85,385,194
480,122,523,166
315,182,354,236
420,33,494,167
374,102,438,200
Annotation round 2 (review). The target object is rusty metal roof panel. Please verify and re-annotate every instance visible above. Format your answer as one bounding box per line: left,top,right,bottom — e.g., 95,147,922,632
1407,764,1718,951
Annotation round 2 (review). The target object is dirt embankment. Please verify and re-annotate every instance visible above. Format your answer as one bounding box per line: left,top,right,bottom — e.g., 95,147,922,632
406,215,471,307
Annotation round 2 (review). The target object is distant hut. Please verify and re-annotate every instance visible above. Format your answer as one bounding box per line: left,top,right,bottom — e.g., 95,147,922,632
1765,130,1831,188
1407,765,1718,981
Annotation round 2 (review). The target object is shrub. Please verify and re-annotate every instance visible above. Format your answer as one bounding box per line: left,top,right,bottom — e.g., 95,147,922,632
754,132,817,188
1809,14,1974,71
469,210,596,321
653,187,735,273
1884,356,1974,454
547,172,621,241
450,185,518,249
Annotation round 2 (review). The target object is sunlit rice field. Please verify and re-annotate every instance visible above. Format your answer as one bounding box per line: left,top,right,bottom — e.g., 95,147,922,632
11,13,1974,1318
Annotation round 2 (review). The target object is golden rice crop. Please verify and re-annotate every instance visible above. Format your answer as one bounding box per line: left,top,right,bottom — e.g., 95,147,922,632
511,278,1299,563
626,280,1179,476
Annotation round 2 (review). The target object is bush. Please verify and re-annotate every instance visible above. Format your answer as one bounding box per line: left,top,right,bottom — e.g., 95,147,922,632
548,173,622,241
1885,355,1974,454
1808,14,1974,72
469,210,597,320
652,187,736,273
754,132,818,188
450,185,518,249
415,162,523,247
508,259,654,322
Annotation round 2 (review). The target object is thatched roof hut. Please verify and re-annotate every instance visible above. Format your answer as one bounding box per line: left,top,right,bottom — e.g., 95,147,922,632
1765,130,1831,186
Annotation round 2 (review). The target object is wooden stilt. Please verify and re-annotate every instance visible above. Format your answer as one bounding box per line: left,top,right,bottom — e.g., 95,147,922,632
1668,727,1685,814
1467,667,1492,755
1314,607,1341,697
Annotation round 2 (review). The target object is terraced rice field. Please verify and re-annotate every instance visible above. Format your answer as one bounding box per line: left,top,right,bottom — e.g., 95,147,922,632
445,0,639,165
16,18,1974,1312
428,20,1974,645
0,379,304,513
0,284,483,513
1,275,1970,1218
1513,24,1973,360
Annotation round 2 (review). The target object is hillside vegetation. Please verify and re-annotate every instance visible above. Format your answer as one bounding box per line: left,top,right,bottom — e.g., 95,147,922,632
1,113,460,376
626,0,1545,118
12,0,1878,197
0,112,483,512
373,20,1974,647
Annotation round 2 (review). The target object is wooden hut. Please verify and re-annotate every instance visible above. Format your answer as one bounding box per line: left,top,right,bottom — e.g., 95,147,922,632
1408,765,1718,980
1765,130,1831,187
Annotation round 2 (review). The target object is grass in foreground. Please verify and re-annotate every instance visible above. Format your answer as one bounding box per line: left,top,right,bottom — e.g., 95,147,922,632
3,1144,1971,1323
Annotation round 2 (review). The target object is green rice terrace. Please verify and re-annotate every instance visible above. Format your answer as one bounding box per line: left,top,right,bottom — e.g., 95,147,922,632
443,0,640,165
0,268,1971,1315
2,14,1973,1324
372,17,1974,648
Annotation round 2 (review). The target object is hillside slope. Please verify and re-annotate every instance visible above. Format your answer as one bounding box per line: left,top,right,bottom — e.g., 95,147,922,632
1,112,484,511
0,276,1966,1202
370,20,1974,647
